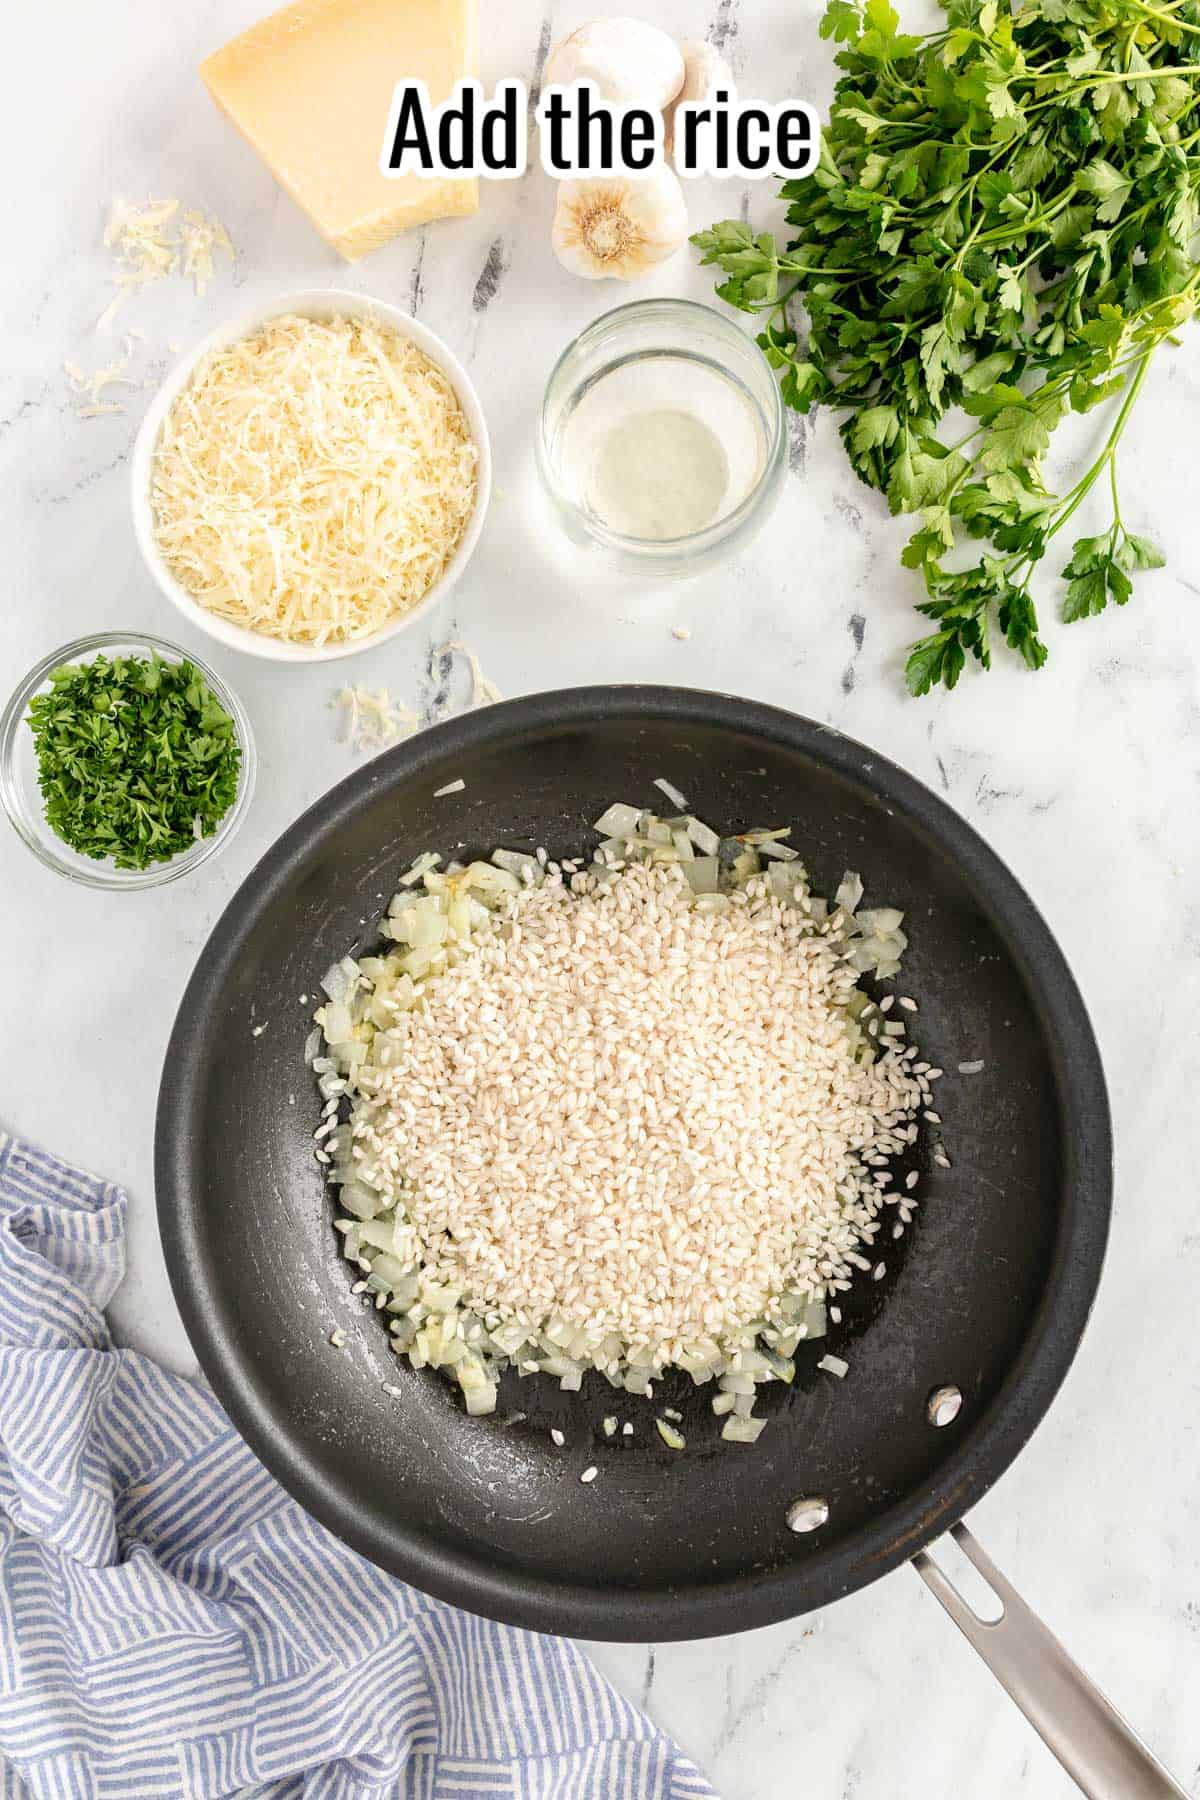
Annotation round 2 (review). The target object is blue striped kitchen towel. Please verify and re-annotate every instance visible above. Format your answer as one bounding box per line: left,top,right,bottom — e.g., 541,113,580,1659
0,1133,716,1800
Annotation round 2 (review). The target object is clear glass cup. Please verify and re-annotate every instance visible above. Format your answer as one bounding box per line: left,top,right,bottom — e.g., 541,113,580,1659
537,298,787,576
0,630,256,890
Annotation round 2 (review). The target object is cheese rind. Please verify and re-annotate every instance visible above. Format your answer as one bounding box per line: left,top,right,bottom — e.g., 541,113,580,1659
200,0,479,260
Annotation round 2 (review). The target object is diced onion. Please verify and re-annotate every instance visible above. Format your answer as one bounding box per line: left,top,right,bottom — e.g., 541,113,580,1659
321,959,358,1004
593,803,643,838
686,816,721,856
721,1415,766,1443
653,776,689,810
492,848,542,880
835,871,864,913
683,856,720,894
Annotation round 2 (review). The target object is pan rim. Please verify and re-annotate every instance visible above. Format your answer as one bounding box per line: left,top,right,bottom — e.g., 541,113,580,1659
155,685,1112,1641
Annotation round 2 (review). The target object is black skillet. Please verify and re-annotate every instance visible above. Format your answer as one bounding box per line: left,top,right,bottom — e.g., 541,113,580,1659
156,688,1183,1797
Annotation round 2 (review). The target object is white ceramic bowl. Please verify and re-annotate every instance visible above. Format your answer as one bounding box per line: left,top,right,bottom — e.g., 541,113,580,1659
130,289,492,665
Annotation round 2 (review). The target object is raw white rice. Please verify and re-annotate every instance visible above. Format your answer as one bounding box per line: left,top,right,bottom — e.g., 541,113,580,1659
350,863,925,1355
311,802,935,1440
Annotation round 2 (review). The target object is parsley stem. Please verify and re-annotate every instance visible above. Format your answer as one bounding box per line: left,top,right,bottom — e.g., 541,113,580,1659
1094,62,1200,76
1130,0,1200,34
1040,352,1153,548
972,186,1078,247
1028,62,1200,100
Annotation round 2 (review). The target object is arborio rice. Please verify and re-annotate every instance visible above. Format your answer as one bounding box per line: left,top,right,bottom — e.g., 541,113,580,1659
310,803,935,1443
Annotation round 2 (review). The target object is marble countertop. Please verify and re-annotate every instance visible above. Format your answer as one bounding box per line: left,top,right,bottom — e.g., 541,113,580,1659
4,1,1199,1794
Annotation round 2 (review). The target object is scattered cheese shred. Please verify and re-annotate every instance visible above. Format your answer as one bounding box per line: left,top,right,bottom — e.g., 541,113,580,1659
97,196,235,329
105,196,179,278
151,314,478,647
64,336,142,417
333,685,419,754
436,640,503,708
180,208,235,296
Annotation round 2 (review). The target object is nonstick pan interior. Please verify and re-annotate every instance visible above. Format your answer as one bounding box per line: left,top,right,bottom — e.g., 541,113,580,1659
156,687,1110,1641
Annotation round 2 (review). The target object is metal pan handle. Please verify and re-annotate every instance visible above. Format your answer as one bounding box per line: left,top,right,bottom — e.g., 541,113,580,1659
912,1523,1185,1799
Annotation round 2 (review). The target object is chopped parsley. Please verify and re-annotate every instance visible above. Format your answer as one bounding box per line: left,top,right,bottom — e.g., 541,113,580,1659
27,652,241,869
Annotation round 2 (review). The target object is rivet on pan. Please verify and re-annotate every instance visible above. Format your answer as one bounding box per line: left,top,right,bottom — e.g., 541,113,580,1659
928,1384,963,1428
786,1496,829,1534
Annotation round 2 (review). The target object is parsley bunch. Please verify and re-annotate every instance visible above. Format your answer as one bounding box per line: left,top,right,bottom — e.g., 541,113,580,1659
694,0,1200,693
27,653,241,869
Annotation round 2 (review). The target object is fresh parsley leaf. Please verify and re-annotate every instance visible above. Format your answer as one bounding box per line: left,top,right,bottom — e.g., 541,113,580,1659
780,360,824,410
1062,563,1110,619
1062,523,1159,618
1123,533,1166,570
820,0,863,41
906,630,965,696
997,585,1048,668
1077,157,1134,222
961,350,1015,392
851,405,901,454
889,443,970,512
996,265,1026,314
980,406,1051,472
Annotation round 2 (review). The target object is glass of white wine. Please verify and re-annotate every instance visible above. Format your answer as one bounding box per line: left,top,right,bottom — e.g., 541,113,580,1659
537,299,787,576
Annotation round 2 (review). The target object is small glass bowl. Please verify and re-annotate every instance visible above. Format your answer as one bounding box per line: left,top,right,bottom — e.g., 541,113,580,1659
0,630,256,890
537,298,787,577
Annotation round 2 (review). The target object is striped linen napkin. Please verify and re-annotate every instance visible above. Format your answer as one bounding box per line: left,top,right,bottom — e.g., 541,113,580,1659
0,1133,716,1800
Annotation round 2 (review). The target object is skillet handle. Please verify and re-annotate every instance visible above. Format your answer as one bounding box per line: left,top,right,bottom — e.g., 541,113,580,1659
912,1523,1185,1799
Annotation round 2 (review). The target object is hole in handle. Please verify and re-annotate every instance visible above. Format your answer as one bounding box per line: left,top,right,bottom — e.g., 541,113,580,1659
928,1531,1005,1624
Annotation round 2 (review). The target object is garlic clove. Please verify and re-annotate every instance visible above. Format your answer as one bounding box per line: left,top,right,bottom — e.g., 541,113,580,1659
544,17,685,111
552,168,690,281
664,40,735,160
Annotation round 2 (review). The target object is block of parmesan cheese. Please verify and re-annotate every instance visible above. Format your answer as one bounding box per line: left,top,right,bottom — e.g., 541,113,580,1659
200,0,479,261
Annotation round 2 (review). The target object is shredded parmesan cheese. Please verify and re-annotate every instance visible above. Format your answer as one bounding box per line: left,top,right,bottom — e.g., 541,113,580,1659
97,197,235,329
151,314,478,647
333,685,419,753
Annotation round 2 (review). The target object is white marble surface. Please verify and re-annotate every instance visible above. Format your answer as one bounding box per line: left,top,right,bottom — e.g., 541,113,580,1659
4,1,1200,1795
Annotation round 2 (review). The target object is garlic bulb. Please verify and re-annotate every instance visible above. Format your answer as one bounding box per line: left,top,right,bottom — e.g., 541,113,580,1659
664,40,735,160
552,168,689,280
544,18,685,111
